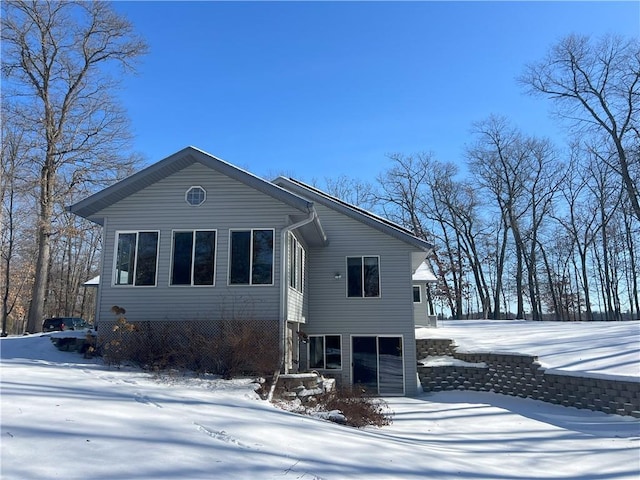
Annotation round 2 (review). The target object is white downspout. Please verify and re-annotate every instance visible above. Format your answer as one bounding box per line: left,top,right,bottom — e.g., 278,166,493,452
279,208,316,375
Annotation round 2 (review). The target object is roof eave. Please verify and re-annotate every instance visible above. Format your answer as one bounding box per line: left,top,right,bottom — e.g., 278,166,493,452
274,176,433,252
68,147,315,220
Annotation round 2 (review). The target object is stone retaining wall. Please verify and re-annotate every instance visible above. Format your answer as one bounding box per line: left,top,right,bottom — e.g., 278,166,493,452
275,373,335,401
416,338,457,357
416,338,640,418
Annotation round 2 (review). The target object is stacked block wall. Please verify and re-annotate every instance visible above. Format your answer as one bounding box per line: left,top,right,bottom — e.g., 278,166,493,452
416,338,640,418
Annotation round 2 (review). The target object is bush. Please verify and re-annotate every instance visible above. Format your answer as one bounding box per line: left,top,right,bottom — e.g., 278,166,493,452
101,316,279,378
289,385,394,428
102,316,140,367
322,386,393,428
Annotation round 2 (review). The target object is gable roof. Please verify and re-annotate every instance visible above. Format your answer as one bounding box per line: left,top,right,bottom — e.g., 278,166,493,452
412,260,437,282
68,146,430,253
273,177,433,253
68,146,316,225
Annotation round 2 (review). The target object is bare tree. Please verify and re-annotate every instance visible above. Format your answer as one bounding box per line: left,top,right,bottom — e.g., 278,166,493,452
520,34,640,221
375,153,494,319
553,144,601,321
422,164,465,319
587,152,624,320
47,211,101,321
432,177,493,318
1,110,29,335
374,153,445,316
322,175,376,211
537,225,576,320
467,116,530,319
1,1,147,332
519,137,563,320
621,201,639,317
376,153,432,240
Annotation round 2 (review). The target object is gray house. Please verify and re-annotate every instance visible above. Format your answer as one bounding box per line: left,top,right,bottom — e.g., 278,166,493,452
69,147,433,395
412,260,438,327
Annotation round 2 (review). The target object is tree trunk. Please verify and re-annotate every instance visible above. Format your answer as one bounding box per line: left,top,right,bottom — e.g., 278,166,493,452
442,227,461,319
493,220,509,320
538,241,560,319
1,189,15,336
623,209,639,316
26,160,55,333
613,139,640,222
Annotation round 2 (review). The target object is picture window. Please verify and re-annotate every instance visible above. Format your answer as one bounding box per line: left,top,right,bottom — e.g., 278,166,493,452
114,231,159,286
229,229,274,285
171,230,216,286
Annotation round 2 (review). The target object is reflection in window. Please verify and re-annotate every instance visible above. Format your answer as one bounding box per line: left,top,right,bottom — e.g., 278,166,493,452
288,233,305,292
229,229,274,285
171,230,216,285
347,256,380,297
185,186,206,206
413,285,421,303
115,231,159,286
309,335,341,369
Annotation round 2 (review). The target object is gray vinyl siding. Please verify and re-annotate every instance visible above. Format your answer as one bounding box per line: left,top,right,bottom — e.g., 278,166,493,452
72,150,435,396
413,282,428,326
301,203,418,395
94,163,304,325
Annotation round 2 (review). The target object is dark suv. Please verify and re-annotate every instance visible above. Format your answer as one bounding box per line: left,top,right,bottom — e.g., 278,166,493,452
42,317,89,332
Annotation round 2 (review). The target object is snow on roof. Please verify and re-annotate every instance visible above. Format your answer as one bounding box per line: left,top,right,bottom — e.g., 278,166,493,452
413,260,437,282
83,275,100,286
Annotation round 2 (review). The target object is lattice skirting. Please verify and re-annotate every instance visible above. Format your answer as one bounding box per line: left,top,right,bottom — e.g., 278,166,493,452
96,318,279,375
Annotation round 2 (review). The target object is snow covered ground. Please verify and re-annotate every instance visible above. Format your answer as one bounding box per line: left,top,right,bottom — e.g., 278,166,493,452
1,321,639,480
418,319,640,378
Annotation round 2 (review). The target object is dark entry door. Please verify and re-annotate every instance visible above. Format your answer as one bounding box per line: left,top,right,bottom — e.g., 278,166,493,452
352,336,404,395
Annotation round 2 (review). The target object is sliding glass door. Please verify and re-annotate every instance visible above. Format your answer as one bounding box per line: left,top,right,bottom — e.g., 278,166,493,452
352,336,404,395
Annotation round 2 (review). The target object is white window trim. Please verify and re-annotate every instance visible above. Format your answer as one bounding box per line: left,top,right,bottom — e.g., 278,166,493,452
350,334,405,396
298,245,305,292
345,255,381,298
169,229,217,287
112,230,160,287
288,232,306,293
413,285,422,303
288,233,296,290
308,334,342,371
185,186,206,206
227,228,276,286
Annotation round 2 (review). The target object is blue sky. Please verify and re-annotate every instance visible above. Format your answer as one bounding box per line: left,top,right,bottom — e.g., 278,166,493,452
113,1,639,183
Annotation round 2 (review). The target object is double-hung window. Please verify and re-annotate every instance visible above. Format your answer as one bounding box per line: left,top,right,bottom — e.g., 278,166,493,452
114,231,159,286
308,335,341,370
171,230,216,286
413,285,422,303
229,229,274,285
288,233,305,292
347,256,380,297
